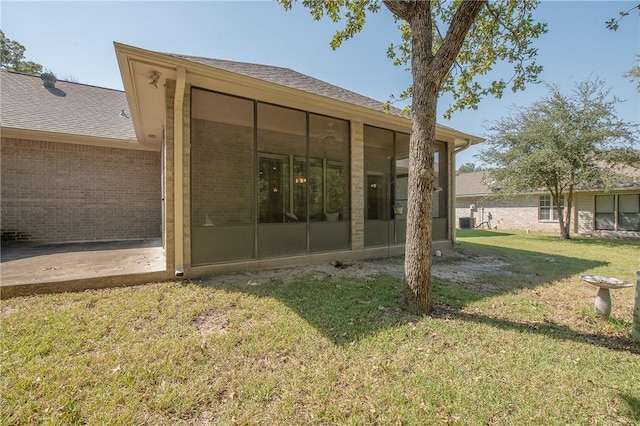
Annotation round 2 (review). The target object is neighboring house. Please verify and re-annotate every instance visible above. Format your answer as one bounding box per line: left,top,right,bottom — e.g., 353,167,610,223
1,42,483,279
1,70,161,244
455,170,640,238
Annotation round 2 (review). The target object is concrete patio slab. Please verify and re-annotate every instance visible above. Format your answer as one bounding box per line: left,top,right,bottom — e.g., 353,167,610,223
1,239,172,298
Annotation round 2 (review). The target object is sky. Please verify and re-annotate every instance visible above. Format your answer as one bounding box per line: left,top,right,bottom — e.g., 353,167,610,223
2,1,639,166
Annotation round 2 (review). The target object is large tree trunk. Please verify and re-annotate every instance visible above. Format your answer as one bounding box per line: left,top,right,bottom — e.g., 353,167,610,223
403,4,438,315
562,186,574,240
403,86,439,314
383,0,487,315
556,191,568,240
556,196,569,240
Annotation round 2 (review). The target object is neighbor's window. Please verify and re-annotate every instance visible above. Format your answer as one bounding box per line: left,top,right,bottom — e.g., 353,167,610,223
618,194,640,231
539,194,564,221
595,195,615,230
596,194,640,231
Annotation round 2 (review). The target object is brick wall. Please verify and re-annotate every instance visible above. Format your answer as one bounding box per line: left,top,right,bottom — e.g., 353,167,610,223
1,137,161,244
455,195,561,234
351,121,364,250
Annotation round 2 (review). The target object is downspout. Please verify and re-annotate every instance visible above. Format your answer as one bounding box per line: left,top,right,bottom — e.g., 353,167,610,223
451,138,473,245
174,66,186,277
454,138,472,155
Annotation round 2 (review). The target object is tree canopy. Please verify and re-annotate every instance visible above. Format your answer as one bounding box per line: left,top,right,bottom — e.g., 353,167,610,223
457,162,486,174
606,4,640,92
279,0,546,314
281,1,546,119
0,30,43,75
479,79,639,239
623,54,640,92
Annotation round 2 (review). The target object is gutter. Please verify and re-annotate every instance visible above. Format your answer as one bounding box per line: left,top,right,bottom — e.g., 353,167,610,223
174,66,186,277
0,127,159,152
454,137,473,154
452,138,473,244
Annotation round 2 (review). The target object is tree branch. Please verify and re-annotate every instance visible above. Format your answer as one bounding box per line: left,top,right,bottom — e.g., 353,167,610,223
485,3,514,38
382,0,414,22
606,3,640,31
431,0,487,80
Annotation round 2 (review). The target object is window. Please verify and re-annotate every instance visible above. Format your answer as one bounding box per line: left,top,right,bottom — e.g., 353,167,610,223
363,126,449,247
258,153,291,223
539,195,564,221
433,142,448,219
595,195,615,230
191,89,255,265
190,89,350,265
596,194,640,231
618,194,640,231
363,126,393,248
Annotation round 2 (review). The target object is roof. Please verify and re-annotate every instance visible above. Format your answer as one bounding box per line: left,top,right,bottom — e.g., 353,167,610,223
168,53,408,118
1,70,136,142
456,168,640,198
114,42,484,148
456,171,492,197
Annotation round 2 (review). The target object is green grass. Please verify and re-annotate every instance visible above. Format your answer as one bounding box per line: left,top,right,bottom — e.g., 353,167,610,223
2,232,639,425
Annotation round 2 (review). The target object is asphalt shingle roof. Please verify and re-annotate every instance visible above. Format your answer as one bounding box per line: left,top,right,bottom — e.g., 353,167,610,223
168,53,408,118
1,70,135,141
456,168,640,197
456,171,492,197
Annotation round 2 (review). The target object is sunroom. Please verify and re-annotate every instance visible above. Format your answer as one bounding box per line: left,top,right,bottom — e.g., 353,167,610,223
115,42,482,277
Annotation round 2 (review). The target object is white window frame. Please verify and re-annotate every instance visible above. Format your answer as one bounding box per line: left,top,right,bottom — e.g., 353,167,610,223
539,194,564,221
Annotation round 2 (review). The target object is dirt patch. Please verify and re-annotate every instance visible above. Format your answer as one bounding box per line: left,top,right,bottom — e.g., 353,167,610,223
0,306,18,318
201,249,509,288
193,310,230,337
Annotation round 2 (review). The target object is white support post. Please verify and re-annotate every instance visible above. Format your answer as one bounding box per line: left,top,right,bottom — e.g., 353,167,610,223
173,67,186,277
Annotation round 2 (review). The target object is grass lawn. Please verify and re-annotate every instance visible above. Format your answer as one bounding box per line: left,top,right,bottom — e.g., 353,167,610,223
2,231,639,425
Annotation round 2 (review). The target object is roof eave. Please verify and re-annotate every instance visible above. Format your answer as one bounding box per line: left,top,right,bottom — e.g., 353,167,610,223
114,42,483,145
0,127,156,151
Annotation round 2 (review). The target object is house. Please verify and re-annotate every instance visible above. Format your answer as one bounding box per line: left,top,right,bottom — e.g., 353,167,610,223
1,70,161,244
1,42,483,280
455,170,640,238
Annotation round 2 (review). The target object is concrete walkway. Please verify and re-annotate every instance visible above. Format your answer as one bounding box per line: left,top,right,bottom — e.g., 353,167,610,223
1,239,172,298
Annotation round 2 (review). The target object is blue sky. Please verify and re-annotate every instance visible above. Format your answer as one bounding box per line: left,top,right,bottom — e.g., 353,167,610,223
2,1,639,166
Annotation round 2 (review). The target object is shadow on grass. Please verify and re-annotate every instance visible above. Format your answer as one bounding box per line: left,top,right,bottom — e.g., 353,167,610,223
456,229,515,238
206,242,623,351
432,305,640,355
211,271,640,354
562,237,640,249
620,393,640,422
448,241,608,291
219,274,413,345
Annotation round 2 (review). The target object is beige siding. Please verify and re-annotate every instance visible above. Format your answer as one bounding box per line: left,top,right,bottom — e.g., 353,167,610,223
576,190,640,238
1,137,161,244
575,193,594,234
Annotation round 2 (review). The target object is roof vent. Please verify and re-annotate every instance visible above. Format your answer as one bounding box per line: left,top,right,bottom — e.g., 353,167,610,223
41,72,57,89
